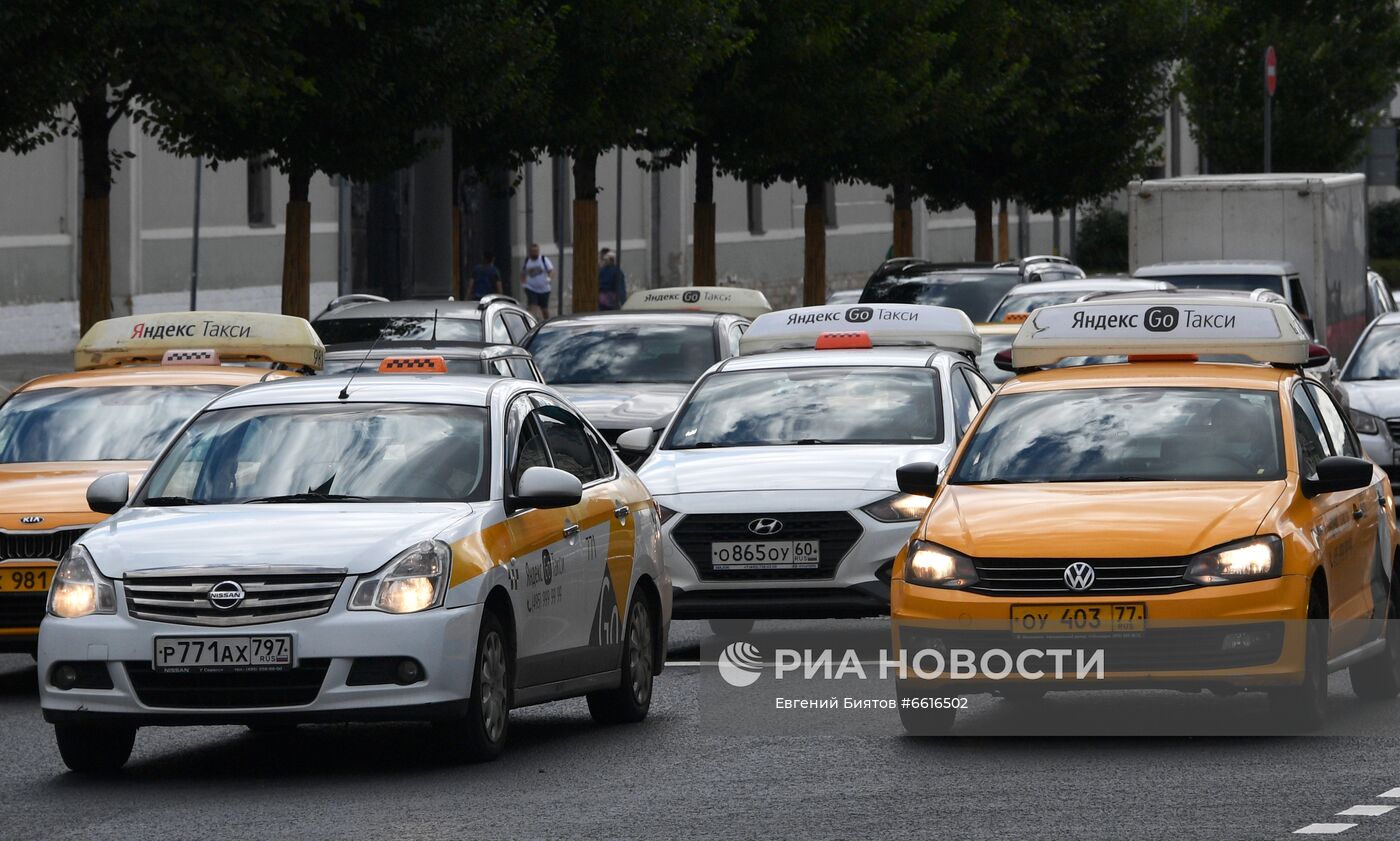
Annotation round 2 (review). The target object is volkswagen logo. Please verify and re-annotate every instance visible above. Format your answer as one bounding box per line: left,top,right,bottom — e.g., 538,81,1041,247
20,516,43,525
207,580,246,610
845,306,874,323
1063,562,1096,592
682,290,702,303
748,517,783,536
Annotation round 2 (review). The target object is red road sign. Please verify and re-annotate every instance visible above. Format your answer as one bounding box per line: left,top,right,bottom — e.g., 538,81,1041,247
1265,46,1277,96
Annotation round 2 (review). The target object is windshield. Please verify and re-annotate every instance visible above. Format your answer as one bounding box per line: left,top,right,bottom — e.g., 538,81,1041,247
314,316,483,345
665,367,943,449
526,323,716,384
989,290,1091,321
141,403,490,504
975,333,1017,384
861,273,1018,321
951,387,1284,483
1344,323,1400,381
0,385,228,463
1146,274,1284,295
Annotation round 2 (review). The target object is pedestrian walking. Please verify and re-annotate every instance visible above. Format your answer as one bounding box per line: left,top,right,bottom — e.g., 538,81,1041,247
470,251,503,300
598,251,627,311
520,243,554,319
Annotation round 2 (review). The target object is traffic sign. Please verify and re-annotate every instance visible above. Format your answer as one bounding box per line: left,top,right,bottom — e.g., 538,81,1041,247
1265,46,1277,96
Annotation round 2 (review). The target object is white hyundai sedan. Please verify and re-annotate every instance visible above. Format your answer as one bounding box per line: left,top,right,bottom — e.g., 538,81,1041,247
38,360,665,772
632,304,991,632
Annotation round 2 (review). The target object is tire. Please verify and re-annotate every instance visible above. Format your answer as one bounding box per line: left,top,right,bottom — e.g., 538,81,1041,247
441,610,511,762
896,681,957,736
1270,586,1329,732
708,618,754,638
54,724,135,774
588,596,656,725
1350,593,1400,701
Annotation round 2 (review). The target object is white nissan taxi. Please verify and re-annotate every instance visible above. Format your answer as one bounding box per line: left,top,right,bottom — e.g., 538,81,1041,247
632,304,990,631
38,359,664,772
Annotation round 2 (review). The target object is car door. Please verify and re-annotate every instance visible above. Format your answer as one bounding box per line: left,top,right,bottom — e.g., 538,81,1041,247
1305,381,1386,647
531,394,629,678
948,365,978,441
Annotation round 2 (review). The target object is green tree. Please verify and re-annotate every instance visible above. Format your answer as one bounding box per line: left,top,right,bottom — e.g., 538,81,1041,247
1179,0,1400,172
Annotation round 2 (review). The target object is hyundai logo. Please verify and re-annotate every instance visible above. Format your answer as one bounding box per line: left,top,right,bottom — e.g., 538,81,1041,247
207,580,246,610
845,306,874,323
748,517,784,536
1063,562,1096,591
20,516,43,525
682,290,702,303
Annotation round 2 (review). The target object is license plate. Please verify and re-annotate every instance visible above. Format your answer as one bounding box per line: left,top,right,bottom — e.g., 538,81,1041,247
1011,603,1147,635
0,565,53,592
153,635,293,672
712,541,820,569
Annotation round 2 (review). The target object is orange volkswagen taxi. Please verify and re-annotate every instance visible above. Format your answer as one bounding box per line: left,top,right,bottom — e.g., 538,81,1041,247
891,297,1400,733
0,311,322,654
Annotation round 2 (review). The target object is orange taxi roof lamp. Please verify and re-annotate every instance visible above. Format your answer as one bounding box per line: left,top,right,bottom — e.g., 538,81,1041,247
814,331,873,350
1003,312,1030,324
378,356,448,374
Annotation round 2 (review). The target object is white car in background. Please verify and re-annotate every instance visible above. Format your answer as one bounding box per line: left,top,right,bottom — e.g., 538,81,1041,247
1340,313,1400,479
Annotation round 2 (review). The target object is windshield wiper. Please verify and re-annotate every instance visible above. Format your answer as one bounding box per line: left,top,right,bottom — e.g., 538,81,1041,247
143,496,208,506
243,492,372,504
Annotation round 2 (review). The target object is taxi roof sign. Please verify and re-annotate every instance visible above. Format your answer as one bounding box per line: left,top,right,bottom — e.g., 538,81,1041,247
75,311,325,372
621,286,772,319
738,304,980,356
1010,297,1309,368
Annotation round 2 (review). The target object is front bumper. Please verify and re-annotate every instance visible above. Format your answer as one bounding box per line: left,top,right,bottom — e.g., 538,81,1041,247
38,601,483,725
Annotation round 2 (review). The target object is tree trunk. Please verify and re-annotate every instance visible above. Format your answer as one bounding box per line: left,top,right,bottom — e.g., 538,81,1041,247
892,178,914,258
973,198,994,262
76,89,113,334
571,152,599,313
997,198,1010,262
692,143,716,286
281,165,312,319
803,180,826,306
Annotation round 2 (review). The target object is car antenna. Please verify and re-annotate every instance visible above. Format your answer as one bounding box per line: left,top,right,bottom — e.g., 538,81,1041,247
431,307,438,342
339,332,383,400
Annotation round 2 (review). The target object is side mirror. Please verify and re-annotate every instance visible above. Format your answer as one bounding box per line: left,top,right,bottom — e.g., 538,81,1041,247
1304,456,1373,498
86,472,130,515
993,349,1016,373
1303,343,1331,369
615,427,655,454
510,466,583,511
896,462,941,497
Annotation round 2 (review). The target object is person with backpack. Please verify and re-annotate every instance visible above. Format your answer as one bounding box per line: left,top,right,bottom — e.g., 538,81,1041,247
520,243,554,319
598,251,627,310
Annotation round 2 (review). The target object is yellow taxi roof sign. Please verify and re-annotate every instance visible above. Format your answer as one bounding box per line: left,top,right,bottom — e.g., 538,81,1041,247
75,311,325,372
622,286,772,319
739,304,980,356
1010,297,1309,369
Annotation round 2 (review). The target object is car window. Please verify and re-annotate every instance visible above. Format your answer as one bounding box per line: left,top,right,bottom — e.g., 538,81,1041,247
1305,381,1361,459
950,369,977,437
508,397,552,488
1344,323,1400,381
488,315,508,344
0,385,228,463
526,323,718,385
313,316,483,344
1287,276,1310,317
533,400,605,485
507,357,537,381
493,360,515,378
962,367,993,405
860,272,1019,322
1291,387,1330,478
585,423,617,479
503,313,530,344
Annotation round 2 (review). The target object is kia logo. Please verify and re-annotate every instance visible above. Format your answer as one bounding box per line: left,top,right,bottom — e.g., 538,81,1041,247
207,580,246,610
1063,562,1096,592
20,515,43,525
748,517,784,536
682,290,702,303
845,306,874,324
1144,306,1179,333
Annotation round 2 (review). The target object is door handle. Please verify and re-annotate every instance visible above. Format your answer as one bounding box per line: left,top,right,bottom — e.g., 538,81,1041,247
563,523,580,538
614,504,630,521
1354,505,1366,521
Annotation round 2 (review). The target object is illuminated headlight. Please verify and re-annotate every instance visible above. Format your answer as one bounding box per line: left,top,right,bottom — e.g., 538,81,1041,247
47,545,116,619
1185,536,1282,585
903,540,979,589
1350,408,1383,436
861,492,932,523
350,541,452,614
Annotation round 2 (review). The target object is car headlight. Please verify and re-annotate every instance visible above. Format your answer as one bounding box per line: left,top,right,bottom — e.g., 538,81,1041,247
861,492,932,523
349,541,452,614
902,540,979,589
657,504,680,525
1185,535,1282,585
1350,408,1383,436
47,545,116,619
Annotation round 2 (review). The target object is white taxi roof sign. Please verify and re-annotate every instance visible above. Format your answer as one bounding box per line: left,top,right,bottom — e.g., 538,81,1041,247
621,286,772,319
738,304,980,356
75,311,325,371
1010,297,1309,368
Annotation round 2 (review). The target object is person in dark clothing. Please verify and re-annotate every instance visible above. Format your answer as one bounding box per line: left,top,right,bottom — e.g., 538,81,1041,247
598,252,627,310
470,252,503,300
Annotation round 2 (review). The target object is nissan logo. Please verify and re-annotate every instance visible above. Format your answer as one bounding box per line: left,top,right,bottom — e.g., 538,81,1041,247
845,306,874,324
682,290,702,303
1063,562,1096,592
1144,306,1179,333
748,518,784,536
207,580,246,610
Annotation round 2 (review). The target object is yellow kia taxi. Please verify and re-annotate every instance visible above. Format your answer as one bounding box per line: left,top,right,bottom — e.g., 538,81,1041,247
0,311,322,654
891,297,1400,733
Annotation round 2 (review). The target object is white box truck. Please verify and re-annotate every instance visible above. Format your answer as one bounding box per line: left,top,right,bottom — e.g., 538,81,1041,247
1128,173,1369,360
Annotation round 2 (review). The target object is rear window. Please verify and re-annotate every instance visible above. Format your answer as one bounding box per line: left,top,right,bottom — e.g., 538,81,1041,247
861,273,1019,322
314,316,483,345
1145,274,1284,296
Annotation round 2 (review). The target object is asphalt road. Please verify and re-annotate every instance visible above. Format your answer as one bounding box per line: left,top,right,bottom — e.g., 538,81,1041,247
3,619,1400,841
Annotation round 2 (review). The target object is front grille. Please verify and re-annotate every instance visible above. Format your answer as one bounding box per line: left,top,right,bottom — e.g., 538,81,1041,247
0,592,47,629
1388,418,1400,444
124,572,345,627
902,624,1285,671
672,511,863,581
967,556,1197,596
0,527,86,561
124,659,330,708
